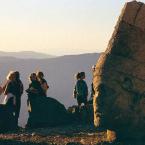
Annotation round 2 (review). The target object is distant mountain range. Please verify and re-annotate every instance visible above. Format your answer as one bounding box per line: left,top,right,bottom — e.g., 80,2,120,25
0,51,54,59
0,52,100,127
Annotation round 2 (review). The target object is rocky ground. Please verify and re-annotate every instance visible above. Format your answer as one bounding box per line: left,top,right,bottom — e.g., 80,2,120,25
0,124,144,145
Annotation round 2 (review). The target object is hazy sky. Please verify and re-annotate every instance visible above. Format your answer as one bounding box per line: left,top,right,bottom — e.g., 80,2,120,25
0,0,144,56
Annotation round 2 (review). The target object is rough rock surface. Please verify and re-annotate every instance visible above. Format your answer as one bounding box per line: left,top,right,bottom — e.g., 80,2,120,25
26,96,70,128
93,1,145,138
67,104,94,124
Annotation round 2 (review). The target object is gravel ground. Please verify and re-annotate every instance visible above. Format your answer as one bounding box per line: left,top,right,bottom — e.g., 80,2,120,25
0,125,144,145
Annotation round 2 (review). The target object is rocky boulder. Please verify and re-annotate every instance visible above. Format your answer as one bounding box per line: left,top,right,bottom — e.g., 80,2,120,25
26,96,70,128
93,1,145,139
68,103,94,124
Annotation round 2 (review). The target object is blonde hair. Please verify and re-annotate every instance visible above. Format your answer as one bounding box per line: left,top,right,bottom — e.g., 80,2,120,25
6,71,15,81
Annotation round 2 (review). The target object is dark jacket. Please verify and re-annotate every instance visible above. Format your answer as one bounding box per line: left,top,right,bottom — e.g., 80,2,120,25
4,81,15,95
13,79,23,99
26,80,45,97
74,80,88,98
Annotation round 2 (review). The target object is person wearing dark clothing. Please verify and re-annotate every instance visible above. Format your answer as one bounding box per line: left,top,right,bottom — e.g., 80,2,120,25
89,65,96,104
4,81,16,97
26,73,45,97
74,72,88,110
26,73,46,113
13,71,23,126
3,71,23,127
91,65,96,99
36,71,49,97
73,72,81,99
3,71,16,115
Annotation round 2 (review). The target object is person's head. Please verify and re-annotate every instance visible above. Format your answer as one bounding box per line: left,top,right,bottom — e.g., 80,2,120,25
6,71,15,81
75,72,81,80
36,71,44,79
92,65,96,72
29,73,37,82
80,72,85,79
14,71,20,80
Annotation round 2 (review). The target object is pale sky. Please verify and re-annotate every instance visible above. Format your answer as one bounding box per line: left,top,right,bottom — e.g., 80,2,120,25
0,0,144,56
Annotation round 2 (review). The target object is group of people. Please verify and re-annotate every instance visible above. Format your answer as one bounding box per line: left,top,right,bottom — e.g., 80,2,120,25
0,71,49,128
0,69,93,128
26,72,49,98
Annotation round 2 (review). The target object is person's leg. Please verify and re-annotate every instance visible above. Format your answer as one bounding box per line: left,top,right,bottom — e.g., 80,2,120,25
76,98,82,123
77,98,82,112
6,98,16,129
15,98,21,126
83,99,90,123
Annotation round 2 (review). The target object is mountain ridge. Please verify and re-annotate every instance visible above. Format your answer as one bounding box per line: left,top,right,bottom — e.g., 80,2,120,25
0,51,55,59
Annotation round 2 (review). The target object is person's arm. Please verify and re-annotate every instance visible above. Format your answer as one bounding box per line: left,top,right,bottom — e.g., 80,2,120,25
41,79,49,92
73,85,77,98
2,80,9,93
84,81,88,97
42,82,49,91
86,84,88,97
76,81,82,96
26,83,38,94
20,81,24,95
4,82,12,95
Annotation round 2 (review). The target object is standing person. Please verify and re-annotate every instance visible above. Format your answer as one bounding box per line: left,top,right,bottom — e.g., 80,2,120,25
26,73,45,114
90,65,96,103
74,72,88,111
3,71,16,113
13,71,24,127
36,71,49,97
73,72,81,99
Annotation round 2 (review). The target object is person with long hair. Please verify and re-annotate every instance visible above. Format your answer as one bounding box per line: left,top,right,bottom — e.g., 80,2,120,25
3,71,16,113
13,71,23,127
36,71,49,97
26,73,45,114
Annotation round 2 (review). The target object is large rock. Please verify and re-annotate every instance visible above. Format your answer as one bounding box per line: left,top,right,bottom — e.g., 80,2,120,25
26,96,70,128
68,103,94,124
93,1,145,139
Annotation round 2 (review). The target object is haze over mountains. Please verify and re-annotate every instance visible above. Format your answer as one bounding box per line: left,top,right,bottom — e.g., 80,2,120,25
0,51,54,59
0,52,100,127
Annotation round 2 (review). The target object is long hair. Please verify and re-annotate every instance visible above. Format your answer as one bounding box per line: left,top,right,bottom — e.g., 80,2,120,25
6,71,15,81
